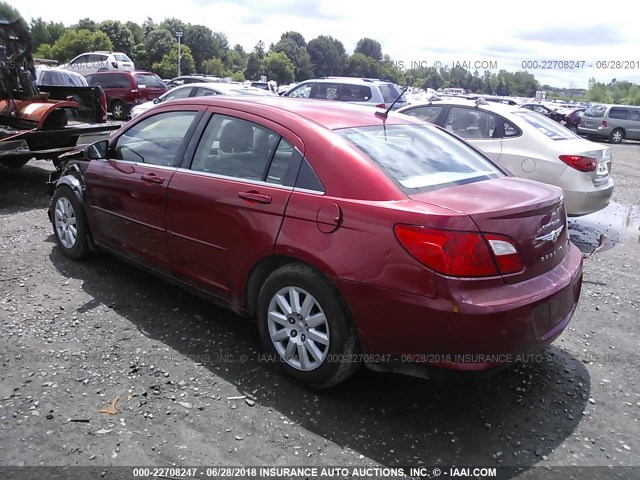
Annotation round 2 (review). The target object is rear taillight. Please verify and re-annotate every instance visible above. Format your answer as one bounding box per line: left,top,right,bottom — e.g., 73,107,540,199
98,88,108,123
559,155,597,172
375,103,385,109
600,120,608,127
394,225,497,277
484,233,524,274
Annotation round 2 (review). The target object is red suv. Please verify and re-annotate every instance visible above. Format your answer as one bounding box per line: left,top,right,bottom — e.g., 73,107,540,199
85,71,167,120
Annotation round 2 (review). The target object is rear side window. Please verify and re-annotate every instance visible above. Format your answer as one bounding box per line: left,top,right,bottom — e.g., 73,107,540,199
584,104,606,118
444,107,498,139
314,83,340,100
378,84,403,103
338,84,371,101
336,124,504,192
609,107,632,119
136,74,165,88
112,74,132,88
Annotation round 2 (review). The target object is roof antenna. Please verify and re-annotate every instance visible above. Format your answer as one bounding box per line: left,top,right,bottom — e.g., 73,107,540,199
376,85,409,119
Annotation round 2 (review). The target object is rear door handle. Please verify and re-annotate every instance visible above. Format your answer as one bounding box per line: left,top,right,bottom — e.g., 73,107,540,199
238,191,272,204
141,173,164,184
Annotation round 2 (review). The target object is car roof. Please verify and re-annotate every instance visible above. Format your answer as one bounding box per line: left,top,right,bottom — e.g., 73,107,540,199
301,77,396,86
163,96,419,130
401,98,522,115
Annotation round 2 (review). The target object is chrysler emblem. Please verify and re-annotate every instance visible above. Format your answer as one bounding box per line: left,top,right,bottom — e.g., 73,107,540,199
535,225,564,243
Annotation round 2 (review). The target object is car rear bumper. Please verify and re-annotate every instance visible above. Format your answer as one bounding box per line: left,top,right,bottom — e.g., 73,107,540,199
338,242,583,372
578,126,610,138
564,179,614,216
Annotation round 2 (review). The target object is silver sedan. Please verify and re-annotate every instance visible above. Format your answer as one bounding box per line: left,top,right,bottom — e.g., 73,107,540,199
398,99,613,216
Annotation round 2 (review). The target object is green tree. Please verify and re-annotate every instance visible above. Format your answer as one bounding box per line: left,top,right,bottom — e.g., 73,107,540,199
184,25,217,72
261,51,295,84
244,52,262,80
224,47,247,74
51,29,113,62
295,47,314,81
158,17,188,37
202,58,226,76
144,28,174,65
354,38,382,60
346,53,381,78
75,18,97,32
231,71,245,82
126,21,144,44
307,35,346,76
99,20,135,54
152,44,195,78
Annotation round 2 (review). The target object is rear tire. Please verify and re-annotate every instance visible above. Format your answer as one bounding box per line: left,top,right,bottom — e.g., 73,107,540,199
51,186,91,260
609,128,624,143
256,263,360,389
111,100,128,120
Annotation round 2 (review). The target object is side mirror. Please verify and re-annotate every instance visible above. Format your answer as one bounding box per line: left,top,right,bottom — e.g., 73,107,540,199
85,140,108,160
153,97,162,104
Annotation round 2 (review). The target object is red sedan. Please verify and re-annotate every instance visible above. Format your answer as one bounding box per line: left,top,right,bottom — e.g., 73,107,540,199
48,96,583,389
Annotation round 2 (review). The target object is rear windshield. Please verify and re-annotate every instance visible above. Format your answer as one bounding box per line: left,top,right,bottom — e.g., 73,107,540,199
512,110,578,141
379,84,404,103
228,88,273,96
583,104,606,118
336,124,504,193
136,74,165,88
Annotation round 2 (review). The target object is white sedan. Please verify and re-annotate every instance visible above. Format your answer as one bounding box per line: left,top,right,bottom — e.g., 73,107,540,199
130,82,273,118
397,99,613,216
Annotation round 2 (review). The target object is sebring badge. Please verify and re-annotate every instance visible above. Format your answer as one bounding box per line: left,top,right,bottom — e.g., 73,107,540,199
535,225,564,243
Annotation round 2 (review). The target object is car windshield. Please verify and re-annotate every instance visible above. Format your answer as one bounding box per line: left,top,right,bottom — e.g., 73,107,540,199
336,124,504,193
114,54,132,62
583,104,607,118
512,110,578,141
136,74,165,88
379,84,404,103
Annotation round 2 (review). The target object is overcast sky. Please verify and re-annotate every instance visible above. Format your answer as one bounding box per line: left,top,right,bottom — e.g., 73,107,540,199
14,0,640,89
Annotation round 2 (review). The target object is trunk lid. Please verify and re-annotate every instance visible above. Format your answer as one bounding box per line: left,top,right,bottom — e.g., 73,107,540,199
409,177,568,284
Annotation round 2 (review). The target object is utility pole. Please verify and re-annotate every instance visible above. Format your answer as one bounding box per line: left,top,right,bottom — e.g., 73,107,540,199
176,31,183,76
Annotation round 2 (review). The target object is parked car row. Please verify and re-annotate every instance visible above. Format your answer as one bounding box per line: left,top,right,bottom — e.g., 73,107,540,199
48,96,584,389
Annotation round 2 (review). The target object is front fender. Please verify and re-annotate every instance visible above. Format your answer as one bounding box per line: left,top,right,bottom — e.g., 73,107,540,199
47,164,86,222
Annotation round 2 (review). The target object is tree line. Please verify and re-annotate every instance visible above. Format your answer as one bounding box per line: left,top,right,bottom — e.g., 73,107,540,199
21,12,640,103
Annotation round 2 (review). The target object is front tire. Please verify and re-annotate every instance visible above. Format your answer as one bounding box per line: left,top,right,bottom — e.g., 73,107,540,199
52,186,91,260
256,263,360,389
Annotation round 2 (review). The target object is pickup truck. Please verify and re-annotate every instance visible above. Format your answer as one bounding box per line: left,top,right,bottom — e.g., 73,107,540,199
0,18,121,170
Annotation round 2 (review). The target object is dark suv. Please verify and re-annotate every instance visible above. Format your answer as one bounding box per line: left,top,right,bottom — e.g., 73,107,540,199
85,71,168,120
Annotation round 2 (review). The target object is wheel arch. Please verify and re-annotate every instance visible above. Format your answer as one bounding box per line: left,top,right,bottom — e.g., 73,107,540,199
244,254,347,319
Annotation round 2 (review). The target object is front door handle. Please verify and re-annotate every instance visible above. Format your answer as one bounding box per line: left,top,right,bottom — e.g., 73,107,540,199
141,173,164,184
238,191,272,204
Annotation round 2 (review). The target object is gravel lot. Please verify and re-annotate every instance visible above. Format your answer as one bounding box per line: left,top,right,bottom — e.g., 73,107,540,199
1,142,639,479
